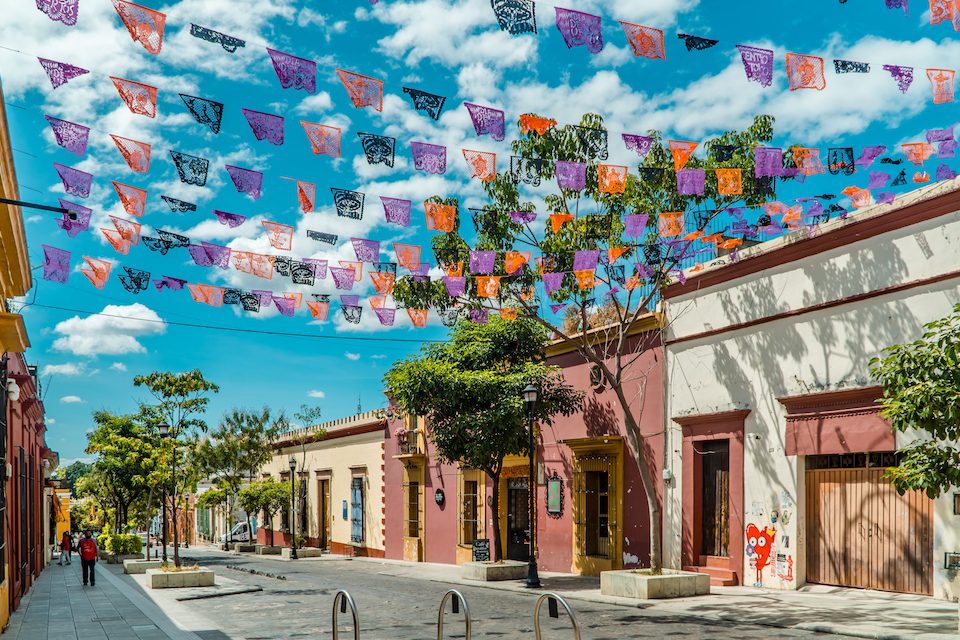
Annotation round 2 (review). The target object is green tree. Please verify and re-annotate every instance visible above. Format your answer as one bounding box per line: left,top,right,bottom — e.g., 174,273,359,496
82,411,157,532
134,369,219,567
52,460,93,495
393,113,778,572
238,478,291,546
385,316,582,561
870,303,960,497
195,408,286,545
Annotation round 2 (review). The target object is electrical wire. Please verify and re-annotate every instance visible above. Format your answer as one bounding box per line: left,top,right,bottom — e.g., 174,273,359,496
26,301,444,344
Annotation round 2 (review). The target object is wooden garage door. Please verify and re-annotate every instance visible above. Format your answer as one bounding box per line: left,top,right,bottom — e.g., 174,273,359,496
806,461,932,595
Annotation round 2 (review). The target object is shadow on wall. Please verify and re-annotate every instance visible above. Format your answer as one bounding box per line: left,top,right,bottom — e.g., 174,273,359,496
675,229,944,585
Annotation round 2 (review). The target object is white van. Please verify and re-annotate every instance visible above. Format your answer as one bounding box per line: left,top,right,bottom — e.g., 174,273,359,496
219,522,252,543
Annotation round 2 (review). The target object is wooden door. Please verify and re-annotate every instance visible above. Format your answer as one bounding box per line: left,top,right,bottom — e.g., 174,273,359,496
699,441,730,558
506,478,529,562
318,479,330,550
806,467,932,595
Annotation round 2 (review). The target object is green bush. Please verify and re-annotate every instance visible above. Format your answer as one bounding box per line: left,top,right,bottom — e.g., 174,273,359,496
100,533,141,555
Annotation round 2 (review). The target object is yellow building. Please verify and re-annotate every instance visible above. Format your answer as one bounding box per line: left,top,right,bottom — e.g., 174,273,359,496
53,489,71,543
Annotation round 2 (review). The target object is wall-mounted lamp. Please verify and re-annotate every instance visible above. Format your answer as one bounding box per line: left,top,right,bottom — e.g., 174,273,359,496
6,380,20,402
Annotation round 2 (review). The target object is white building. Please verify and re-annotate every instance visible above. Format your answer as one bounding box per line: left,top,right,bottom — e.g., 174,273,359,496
662,178,960,598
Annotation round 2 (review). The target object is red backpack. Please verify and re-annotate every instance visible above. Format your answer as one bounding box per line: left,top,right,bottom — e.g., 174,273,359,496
79,537,97,561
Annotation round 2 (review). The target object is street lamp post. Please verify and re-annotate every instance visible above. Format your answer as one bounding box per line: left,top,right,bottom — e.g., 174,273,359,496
288,455,298,560
522,384,541,589
158,422,170,563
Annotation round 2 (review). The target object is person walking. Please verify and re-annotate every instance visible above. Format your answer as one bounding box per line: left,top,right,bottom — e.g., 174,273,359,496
78,530,98,586
58,531,72,565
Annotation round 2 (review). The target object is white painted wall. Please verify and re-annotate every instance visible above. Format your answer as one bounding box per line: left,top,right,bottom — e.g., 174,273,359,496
664,188,960,598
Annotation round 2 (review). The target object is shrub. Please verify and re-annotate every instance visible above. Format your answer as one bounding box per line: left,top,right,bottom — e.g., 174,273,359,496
97,533,112,553
101,533,141,555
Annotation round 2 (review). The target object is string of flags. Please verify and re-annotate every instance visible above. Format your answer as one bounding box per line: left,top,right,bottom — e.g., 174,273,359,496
27,0,960,109
24,0,960,328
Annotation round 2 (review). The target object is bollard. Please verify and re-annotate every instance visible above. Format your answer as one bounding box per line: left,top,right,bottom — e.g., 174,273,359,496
332,590,360,640
437,589,471,640
533,592,581,640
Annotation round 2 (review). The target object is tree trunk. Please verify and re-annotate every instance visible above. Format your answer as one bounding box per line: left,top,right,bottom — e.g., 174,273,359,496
609,379,662,574
143,487,154,560
269,509,274,546
489,468,502,562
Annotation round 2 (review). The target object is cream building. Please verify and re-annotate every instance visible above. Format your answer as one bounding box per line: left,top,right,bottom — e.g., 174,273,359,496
661,178,960,599
261,410,386,557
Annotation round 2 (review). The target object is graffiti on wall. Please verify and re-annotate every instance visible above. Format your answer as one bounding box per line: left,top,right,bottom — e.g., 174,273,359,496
745,523,776,587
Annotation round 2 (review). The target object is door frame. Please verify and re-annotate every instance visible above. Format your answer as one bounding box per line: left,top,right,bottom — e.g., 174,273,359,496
563,436,624,576
316,474,331,551
675,409,748,585
497,455,530,561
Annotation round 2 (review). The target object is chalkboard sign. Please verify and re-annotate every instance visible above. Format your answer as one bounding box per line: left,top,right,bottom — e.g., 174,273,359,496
472,538,490,562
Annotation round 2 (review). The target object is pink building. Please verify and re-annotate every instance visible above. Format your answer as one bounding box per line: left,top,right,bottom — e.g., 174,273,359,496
384,315,665,575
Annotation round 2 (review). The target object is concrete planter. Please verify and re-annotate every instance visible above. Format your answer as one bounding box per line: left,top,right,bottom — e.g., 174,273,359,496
255,545,282,555
146,568,215,589
281,547,323,559
108,553,143,565
600,569,710,600
98,550,110,561
231,543,256,553
123,560,163,575
462,560,528,582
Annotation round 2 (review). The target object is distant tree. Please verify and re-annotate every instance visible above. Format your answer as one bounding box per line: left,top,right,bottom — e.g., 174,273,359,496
238,478,291,546
134,369,219,567
384,316,582,561
53,461,93,495
195,408,286,544
870,303,960,497
82,411,157,531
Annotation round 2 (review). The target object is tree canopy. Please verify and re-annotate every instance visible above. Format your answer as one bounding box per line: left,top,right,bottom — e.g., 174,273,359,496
392,112,780,572
385,316,582,560
870,303,960,498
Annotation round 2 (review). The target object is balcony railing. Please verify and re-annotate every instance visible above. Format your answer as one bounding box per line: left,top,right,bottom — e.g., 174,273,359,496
397,431,423,455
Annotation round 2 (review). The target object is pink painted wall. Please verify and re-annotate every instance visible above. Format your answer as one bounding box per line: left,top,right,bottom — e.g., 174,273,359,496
383,328,666,573
536,333,665,572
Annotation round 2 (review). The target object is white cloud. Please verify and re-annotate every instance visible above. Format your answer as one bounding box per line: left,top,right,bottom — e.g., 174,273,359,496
46,418,57,425
371,354,388,359
345,352,361,360
40,363,85,377
296,8,348,41
356,0,539,70
307,389,326,398
52,303,167,356
110,362,127,371
60,395,84,404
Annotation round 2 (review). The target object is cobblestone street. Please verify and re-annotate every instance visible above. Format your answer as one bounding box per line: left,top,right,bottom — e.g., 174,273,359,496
161,549,847,640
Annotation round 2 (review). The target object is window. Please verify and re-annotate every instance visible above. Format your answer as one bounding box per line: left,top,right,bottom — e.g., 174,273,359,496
584,471,610,558
350,476,364,543
405,481,420,538
461,480,480,544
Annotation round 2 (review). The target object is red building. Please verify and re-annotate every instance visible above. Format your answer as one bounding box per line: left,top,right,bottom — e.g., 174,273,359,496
384,315,666,575
2,353,54,623
0,86,56,628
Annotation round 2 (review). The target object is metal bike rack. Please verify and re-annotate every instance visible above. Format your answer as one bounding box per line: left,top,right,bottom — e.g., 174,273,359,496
533,592,581,640
437,589,471,640
332,590,360,640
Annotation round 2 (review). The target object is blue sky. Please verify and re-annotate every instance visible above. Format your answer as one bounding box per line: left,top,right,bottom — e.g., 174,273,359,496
2,0,958,462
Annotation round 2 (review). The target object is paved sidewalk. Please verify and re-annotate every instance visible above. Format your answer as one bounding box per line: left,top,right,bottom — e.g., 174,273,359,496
4,556,201,640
